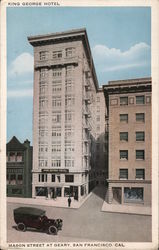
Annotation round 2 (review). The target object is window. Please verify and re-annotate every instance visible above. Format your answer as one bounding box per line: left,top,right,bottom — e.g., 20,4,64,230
36,187,47,196
52,80,62,93
40,85,48,95
136,132,145,141
51,175,55,182
40,51,48,60
136,113,145,122
39,98,48,109
65,126,74,139
136,150,145,160
52,68,62,77
52,97,61,107
17,175,23,185
65,142,75,153
120,97,128,105
120,114,128,123
120,132,128,142
52,144,61,152
65,175,74,183
9,153,16,162
124,188,143,203
40,69,48,79
39,160,45,167
119,169,128,179
65,79,74,93
52,51,62,59
52,86,61,92
39,174,47,182
10,174,16,185
65,160,74,167
136,95,145,104
39,145,48,153
52,113,61,123
16,153,23,162
66,65,74,77
52,160,61,167
136,169,145,179
65,111,74,123
39,114,48,125
120,150,128,160
65,95,75,107
39,129,48,137
65,48,75,57
52,128,61,138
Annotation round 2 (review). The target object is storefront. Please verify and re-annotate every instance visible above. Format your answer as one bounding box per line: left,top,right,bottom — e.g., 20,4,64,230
107,181,151,206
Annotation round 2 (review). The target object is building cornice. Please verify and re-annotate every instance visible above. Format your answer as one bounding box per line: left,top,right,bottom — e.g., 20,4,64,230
28,28,99,91
107,179,151,184
103,77,152,95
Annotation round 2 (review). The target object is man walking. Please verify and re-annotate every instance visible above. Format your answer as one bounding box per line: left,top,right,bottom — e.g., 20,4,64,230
68,196,71,207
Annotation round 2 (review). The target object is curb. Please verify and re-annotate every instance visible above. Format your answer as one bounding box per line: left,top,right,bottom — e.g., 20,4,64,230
7,192,93,210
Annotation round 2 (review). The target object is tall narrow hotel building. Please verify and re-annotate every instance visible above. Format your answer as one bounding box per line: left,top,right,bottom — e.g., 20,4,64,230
28,29,106,201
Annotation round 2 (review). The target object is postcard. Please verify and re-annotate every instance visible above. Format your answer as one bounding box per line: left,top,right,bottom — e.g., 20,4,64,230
0,0,159,249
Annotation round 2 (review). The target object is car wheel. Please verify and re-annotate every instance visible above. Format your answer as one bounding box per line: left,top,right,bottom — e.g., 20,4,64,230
48,225,57,235
17,223,26,232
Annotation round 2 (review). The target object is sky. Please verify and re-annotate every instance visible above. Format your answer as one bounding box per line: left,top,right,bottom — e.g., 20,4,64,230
7,7,151,144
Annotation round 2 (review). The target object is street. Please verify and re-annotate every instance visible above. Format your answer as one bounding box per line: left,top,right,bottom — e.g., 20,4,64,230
7,187,151,242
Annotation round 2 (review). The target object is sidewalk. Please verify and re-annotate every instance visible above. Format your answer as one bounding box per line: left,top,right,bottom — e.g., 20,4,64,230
101,201,151,216
7,192,93,209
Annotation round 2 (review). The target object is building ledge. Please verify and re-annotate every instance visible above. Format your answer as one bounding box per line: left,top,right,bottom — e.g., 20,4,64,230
107,179,151,184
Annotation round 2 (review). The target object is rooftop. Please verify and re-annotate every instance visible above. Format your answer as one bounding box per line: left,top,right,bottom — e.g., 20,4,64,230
107,77,151,86
28,28,99,91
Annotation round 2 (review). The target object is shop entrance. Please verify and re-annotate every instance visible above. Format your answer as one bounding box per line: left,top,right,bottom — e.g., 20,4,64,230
112,187,122,204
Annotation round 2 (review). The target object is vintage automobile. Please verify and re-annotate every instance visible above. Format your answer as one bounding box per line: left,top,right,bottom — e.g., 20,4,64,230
13,207,63,235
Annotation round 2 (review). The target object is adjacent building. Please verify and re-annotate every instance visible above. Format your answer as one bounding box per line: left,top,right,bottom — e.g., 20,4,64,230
28,28,106,201
6,136,32,198
103,78,151,206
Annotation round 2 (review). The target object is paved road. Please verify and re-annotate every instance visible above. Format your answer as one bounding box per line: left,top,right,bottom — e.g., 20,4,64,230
7,186,151,242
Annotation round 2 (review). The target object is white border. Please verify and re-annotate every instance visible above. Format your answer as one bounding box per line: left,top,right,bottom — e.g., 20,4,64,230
0,0,158,249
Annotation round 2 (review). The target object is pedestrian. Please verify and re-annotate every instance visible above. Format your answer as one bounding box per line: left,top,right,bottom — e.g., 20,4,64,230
68,196,71,207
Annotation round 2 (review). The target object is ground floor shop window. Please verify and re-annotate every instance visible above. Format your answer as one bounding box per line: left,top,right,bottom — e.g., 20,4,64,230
64,186,78,199
36,187,47,196
124,187,143,203
64,187,70,197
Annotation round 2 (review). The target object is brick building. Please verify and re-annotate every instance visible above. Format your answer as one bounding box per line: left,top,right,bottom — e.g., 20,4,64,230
103,78,151,206
6,136,32,198
28,28,106,201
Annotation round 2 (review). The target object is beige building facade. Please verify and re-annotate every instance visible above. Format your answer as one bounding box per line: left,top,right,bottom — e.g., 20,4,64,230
103,78,152,206
28,29,106,201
